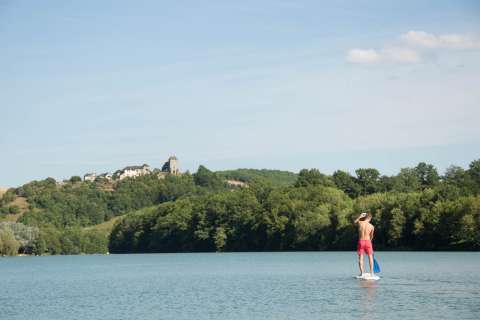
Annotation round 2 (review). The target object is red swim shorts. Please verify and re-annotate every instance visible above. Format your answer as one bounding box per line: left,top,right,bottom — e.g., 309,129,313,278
357,240,373,255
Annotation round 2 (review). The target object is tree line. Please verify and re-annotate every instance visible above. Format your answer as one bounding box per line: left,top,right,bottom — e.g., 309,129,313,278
1,160,479,255
110,160,480,253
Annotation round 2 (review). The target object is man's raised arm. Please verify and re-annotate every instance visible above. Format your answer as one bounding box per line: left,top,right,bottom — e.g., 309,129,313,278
354,212,367,224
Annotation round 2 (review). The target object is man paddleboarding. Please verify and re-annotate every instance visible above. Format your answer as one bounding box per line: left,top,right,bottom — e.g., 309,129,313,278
354,212,375,277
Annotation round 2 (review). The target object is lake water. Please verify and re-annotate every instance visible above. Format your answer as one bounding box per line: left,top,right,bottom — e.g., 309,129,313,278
1,252,479,320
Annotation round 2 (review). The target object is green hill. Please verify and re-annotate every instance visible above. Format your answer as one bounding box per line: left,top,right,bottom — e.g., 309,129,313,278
1,160,480,256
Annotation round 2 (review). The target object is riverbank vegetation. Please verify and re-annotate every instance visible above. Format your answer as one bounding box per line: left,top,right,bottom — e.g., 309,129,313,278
1,161,479,255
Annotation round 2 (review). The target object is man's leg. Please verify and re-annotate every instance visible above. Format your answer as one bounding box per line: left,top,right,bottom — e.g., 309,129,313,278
368,254,374,275
358,253,364,275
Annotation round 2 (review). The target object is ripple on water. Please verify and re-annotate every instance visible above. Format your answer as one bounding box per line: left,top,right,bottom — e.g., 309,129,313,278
0,252,479,320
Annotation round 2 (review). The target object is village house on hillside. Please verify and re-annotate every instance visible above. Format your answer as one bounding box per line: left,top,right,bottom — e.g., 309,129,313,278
83,173,97,182
83,156,180,182
98,172,113,180
115,164,151,180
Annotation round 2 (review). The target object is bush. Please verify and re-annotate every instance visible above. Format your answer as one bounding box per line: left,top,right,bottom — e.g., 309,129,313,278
0,229,20,256
8,205,20,214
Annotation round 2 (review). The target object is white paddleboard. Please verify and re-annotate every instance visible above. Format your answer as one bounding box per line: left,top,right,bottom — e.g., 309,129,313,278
355,273,380,281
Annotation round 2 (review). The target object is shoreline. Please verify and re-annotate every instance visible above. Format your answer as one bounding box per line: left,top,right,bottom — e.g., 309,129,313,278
3,250,479,258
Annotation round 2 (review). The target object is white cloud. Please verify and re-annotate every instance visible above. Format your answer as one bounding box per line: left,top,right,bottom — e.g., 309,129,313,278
402,30,480,49
347,30,479,64
346,49,380,63
347,47,420,64
401,31,438,48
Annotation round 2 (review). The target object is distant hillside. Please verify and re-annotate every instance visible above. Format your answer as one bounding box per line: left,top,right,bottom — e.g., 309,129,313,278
1,159,479,256
0,187,7,198
216,169,298,187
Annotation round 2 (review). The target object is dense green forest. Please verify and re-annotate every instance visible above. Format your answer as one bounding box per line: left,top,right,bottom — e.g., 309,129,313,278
1,161,479,255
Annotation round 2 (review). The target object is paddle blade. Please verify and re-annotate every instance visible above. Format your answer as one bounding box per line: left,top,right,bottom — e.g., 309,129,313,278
373,256,381,273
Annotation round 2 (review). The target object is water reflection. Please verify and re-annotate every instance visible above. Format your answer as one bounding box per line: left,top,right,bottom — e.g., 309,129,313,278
358,280,377,320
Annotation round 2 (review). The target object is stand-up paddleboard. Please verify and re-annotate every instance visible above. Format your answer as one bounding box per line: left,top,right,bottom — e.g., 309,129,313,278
355,273,380,281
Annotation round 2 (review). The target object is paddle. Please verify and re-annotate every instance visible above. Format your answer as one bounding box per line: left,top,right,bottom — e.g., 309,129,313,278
373,255,381,273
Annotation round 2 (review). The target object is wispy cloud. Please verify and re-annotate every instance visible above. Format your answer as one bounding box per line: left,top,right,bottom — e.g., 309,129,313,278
347,30,480,64
346,49,380,63
346,47,420,64
402,31,480,49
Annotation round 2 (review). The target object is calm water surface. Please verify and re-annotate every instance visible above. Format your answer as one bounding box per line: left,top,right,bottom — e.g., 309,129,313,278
1,252,479,320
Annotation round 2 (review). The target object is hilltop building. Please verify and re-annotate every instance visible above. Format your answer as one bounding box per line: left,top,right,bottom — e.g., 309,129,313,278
82,156,180,182
84,173,97,182
115,164,151,180
83,172,113,182
161,156,180,175
98,172,113,180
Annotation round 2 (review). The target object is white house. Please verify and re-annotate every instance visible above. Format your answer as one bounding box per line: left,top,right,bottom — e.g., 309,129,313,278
84,173,97,182
98,172,113,180
115,164,151,180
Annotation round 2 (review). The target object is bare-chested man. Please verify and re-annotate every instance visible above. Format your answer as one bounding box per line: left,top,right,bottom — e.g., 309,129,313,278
354,212,375,276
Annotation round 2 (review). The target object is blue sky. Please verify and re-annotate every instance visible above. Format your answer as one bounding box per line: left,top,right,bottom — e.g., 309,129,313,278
1,0,480,187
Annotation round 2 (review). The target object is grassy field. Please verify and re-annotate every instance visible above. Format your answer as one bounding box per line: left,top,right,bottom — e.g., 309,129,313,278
84,216,122,234
83,205,159,237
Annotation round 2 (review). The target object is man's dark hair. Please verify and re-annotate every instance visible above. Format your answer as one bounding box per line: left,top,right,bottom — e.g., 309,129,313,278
360,213,372,221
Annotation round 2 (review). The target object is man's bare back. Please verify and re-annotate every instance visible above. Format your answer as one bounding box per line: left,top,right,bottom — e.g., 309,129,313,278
357,220,374,240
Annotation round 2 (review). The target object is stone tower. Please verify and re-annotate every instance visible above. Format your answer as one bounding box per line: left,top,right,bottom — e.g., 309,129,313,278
162,155,179,175
168,156,179,175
